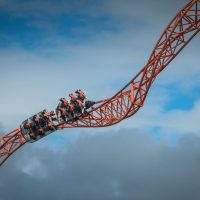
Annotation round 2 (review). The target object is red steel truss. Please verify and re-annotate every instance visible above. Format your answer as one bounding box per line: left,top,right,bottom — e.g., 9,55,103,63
0,0,199,166
0,129,26,166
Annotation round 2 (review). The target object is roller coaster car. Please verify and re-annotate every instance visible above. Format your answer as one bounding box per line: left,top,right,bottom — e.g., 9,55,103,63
85,100,95,110
20,110,56,143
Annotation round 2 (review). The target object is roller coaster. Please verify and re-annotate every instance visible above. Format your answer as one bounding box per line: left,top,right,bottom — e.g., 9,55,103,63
0,0,199,167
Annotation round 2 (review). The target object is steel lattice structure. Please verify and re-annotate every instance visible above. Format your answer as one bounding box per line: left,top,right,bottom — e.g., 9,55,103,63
0,0,199,166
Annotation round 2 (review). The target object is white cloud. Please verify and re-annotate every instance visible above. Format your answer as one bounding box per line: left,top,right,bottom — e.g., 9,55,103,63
2,129,200,200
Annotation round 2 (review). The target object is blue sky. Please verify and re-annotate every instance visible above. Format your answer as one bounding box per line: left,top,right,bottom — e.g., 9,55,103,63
0,1,200,200
0,0,199,145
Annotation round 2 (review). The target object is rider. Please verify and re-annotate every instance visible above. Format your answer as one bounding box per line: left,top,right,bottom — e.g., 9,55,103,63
75,89,95,112
33,115,46,136
69,93,76,104
60,98,68,107
76,99,84,113
24,120,36,139
69,93,83,115
40,110,49,127
38,127,45,135
47,120,54,131
24,120,31,130
56,98,69,121
67,102,75,118
41,110,49,120
29,131,36,140
75,89,86,102
56,98,68,110
41,109,57,131
58,107,67,121
50,111,57,122
33,115,40,126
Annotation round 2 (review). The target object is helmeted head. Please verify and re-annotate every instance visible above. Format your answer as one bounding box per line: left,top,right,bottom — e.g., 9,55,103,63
69,93,76,100
75,89,83,94
50,111,55,115
60,98,68,104
41,109,47,115
75,89,86,99
25,120,31,127
34,115,40,122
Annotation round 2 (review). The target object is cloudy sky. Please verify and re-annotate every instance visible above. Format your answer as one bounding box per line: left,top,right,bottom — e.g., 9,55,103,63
0,0,200,199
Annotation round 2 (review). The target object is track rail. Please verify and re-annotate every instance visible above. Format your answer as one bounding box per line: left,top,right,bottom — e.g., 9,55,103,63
0,0,199,166
0,129,26,166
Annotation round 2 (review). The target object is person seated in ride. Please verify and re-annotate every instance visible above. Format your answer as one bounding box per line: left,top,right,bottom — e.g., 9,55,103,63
41,110,49,120
24,120,31,130
60,99,74,119
47,121,54,131
38,127,45,135
40,110,49,127
67,102,74,118
75,89,86,102
60,98,68,107
56,98,69,121
69,93,83,115
75,89,95,111
29,131,36,140
58,107,67,121
69,93,77,104
24,120,36,139
33,115,40,127
76,99,84,114
56,98,68,117
57,98,68,108
41,110,56,132
33,115,46,135
50,111,57,122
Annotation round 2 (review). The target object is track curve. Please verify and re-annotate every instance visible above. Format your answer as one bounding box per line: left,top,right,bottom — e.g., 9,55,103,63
0,0,199,166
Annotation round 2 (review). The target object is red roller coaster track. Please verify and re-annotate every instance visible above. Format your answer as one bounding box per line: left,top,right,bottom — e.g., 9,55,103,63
0,0,199,167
